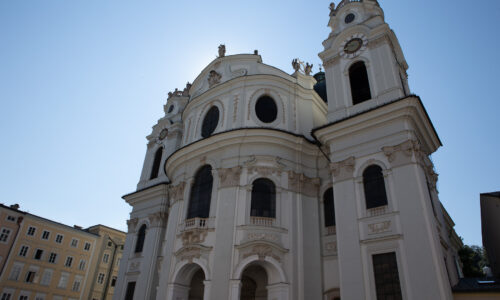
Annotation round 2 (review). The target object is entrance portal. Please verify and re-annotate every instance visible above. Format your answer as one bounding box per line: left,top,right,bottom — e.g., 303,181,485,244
240,265,268,300
188,268,205,300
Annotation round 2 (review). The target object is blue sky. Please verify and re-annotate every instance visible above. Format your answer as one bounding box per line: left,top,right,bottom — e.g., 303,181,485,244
0,0,498,246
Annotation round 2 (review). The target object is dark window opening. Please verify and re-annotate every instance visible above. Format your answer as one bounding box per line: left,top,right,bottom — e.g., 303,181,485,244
201,106,219,138
363,165,388,209
149,148,163,180
34,249,43,260
187,165,213,219
111,276,117,287
255,96,277,123
250,178,276,218
349,61,371,105
134,224,147,253
373,252,403,300
124,281,136,300
323,188,335,227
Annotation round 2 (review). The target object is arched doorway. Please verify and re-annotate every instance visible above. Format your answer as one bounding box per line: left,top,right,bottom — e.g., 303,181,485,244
168,262,209,300
240,265,268,300
189,269,205,300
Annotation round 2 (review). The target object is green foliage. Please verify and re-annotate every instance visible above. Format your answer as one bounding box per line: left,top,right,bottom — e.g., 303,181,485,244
458,245,489,277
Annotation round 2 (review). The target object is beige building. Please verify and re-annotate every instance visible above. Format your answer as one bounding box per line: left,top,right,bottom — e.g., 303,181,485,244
85,225,125,300
0,204,125,300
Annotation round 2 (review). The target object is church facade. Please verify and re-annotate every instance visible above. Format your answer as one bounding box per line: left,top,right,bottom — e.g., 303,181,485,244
113,1,463,299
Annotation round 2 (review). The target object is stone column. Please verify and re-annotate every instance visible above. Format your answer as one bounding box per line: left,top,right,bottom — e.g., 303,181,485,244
229,279,241,300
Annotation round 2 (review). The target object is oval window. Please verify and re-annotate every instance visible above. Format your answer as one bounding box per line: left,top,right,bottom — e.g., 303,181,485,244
345,13,355,24
168,105,174,113
255,96,277,123
201,106,219,138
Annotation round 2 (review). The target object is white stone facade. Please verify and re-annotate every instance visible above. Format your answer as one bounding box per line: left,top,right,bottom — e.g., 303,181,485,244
113,1,462,299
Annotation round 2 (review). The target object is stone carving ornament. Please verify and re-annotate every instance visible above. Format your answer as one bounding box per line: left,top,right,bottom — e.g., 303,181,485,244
169,182,186,205
218,166,242,188
329,156,355,181
148,212,168,228
208,70,222,87
368,220,391,234
287,171,320,197
126,218,138,233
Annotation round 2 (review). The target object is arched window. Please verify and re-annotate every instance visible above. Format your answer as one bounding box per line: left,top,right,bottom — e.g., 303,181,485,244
323,188,335,227
250,178,276,218
201,106,219,138
149,148,163,180
349,61,371,105
363,165,388,209
134,224,147,253
187,165,213,219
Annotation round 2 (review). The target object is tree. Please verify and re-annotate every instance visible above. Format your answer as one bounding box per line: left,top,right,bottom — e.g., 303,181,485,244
458,245,489,277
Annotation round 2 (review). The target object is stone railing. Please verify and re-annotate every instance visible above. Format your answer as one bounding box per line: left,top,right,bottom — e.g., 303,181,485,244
250,216,275,227
326,226,337,235
184,217,208,230
367,205,388,217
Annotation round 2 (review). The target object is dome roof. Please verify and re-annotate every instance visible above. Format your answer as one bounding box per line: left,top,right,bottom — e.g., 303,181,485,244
313,71,328,103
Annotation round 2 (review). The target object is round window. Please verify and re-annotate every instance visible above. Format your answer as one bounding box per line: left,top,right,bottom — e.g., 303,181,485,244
201,106,219,138
255,96,277,123
345,13,355,24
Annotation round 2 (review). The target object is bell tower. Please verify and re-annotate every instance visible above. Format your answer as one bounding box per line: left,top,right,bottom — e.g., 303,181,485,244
320,0,409,122
314,1,457,300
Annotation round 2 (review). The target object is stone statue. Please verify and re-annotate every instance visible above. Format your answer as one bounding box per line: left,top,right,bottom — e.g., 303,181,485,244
218,44,226,58
305,63,313,75
182,82,192,96
292,59,301,72
329,3,336,16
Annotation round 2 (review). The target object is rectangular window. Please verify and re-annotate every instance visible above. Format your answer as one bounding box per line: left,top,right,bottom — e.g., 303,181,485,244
41,230,50,240
6,216,15,222
65,256,73,267
57,272,69,289
1,293,11,300
78,259,86,270
55,234,63,244
72,276,82,292
0,228,11,242
25,271,36,283
48,252,57,263
97,273,105,284
124,282,136,300
111,276,117,287
103,253,109,263
372,252,403,300
26,227,36,236
70,238,78,248
40,269,53,286
8,264,23,281
34,249,44,260
19,245,29,257
35,294,45,300
19,296,28,300
84,242,91,251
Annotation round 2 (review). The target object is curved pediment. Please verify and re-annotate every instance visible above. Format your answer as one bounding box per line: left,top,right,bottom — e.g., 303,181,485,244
189,54,294,99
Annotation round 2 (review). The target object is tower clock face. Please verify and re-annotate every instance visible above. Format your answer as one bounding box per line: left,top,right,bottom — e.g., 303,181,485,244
159,129,168,140
344,38,363,54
